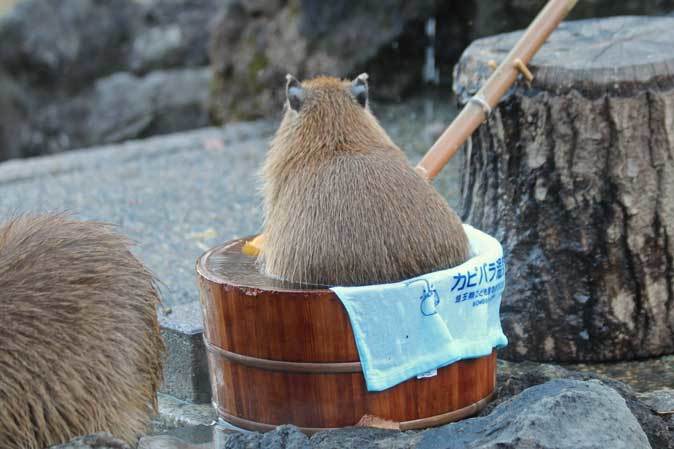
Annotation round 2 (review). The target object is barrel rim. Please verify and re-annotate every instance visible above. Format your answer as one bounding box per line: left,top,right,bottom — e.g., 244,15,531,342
196,238,333,294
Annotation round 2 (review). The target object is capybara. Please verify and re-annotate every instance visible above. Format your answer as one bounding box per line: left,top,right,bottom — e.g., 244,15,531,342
0,214,164,449
259,74,469,286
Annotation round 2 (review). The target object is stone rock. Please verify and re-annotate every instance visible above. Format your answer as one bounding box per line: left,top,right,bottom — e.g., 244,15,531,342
30,68,211,154
486,360,572,414
139,434,211,449
240,0,283,16
638,389,674,437
0,0,138,91
638,389,674,415
490,360,674,449
0,0,216,90
129,25,186,75
129,0,218,74
208,0,467,122
0,0,215,160
585,379,673,449
0,70,33,160
46,433,130,449
417,379,650,449
219,425,312,449
311,428,419,449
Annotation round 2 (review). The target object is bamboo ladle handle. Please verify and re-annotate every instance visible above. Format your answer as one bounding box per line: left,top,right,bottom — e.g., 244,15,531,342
415,0,577,181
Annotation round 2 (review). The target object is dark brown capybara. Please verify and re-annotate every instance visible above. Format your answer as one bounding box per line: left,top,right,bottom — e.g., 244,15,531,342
0,214,164,449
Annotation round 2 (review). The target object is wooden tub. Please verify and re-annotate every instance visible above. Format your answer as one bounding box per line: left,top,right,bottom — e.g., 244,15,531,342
197,237,496,433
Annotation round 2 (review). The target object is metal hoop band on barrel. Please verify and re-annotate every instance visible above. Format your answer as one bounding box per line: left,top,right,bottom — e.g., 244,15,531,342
215,392,495,434
203,336,362,374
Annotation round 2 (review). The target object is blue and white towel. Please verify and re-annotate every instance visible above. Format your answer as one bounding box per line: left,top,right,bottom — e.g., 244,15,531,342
331,225,508,392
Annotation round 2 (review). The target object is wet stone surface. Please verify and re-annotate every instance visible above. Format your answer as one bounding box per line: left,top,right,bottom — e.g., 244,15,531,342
152,393,217,433
564,355,674,393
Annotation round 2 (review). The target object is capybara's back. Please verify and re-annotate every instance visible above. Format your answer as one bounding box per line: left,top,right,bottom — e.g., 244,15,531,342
0,214,164,449
260,75,470,286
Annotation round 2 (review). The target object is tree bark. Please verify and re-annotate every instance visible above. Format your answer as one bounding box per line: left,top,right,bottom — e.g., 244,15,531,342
453,16,674,362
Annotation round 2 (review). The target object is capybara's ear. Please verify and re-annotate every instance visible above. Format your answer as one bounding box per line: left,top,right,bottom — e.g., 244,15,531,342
286,74,305,112
351,73,368,107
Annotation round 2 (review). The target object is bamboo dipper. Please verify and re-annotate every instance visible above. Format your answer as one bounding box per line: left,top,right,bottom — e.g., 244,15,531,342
243,0,577,256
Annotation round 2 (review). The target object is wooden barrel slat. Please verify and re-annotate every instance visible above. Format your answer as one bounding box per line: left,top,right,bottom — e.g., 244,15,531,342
198,241,358,362
197,238,497,431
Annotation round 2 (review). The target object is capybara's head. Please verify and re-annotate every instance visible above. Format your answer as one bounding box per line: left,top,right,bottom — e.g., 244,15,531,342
272,74,395,159
0,214,164,449
285,73,369,115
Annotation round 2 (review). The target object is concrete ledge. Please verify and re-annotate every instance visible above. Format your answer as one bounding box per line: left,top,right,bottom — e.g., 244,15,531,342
160,299,212,402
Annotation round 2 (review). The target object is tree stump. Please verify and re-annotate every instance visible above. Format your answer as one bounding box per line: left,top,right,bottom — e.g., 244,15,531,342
453,16,674,362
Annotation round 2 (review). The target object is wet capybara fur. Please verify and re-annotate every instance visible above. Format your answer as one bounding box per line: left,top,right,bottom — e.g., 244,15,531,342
260,74,470,286
0,214,164,449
